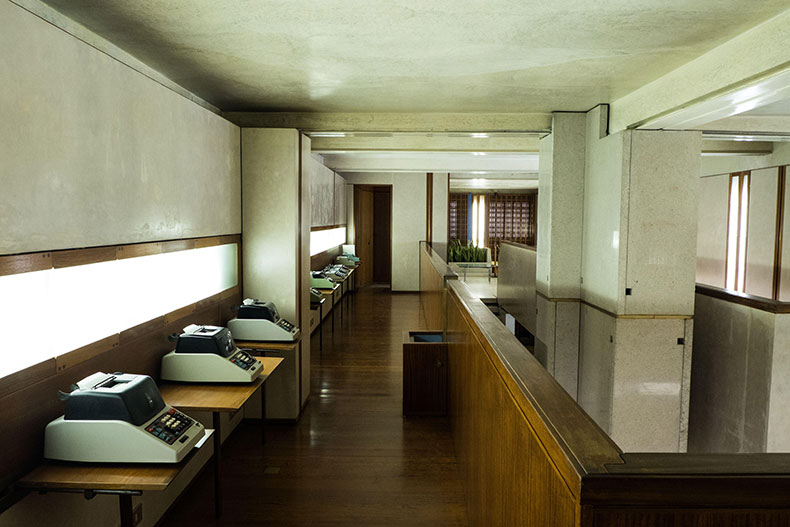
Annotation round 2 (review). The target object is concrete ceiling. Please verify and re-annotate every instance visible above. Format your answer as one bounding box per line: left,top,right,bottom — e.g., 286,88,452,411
36,0,789,113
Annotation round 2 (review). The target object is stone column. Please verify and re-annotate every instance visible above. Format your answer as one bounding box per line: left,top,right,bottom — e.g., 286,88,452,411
577,106,700,452
536,112,586,399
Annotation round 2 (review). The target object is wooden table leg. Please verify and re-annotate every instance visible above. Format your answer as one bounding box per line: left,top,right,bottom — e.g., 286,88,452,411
119,494,134,527
213,412,222,518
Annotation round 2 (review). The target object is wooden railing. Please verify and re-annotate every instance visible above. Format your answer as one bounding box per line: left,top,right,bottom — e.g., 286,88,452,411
420,243,790,526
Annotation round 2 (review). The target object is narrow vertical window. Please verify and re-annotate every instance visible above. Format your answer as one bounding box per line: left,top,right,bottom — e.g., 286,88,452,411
725,172,750,292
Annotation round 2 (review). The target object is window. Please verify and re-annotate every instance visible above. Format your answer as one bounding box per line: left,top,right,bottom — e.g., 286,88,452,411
725,172,750,292
486,193,537,262
448,193,469,242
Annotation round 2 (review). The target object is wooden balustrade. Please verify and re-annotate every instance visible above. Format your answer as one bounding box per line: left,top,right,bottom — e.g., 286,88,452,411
420,243,790,526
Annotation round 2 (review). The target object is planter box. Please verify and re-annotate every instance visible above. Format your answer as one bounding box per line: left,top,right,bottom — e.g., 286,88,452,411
403,330,448,416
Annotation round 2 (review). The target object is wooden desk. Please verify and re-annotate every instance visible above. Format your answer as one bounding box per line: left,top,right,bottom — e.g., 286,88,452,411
17,430,214,527
159,356,283,518
310,297,326,352
315,284,340,332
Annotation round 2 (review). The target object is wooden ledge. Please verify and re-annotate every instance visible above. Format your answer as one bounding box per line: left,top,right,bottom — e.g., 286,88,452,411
696,283,790,314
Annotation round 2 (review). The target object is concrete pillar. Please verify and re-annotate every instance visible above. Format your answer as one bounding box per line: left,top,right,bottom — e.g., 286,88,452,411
241,128,312,419
432,173,449,260
535,112,586,399
577,106,700,452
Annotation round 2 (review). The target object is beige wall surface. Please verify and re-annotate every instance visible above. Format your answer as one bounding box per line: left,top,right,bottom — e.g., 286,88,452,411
745,168,779,298
582,109,628,313
0,1,241,254
431,173,449,260
689,293,773,453
497,242,537,335
341,172,427,291
696,175,729,287
624,130,700,315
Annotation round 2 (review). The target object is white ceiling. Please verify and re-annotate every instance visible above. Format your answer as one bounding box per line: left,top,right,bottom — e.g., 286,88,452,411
36,0,790,113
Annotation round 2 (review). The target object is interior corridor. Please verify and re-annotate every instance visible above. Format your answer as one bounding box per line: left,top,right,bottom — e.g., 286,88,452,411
164,286,468,526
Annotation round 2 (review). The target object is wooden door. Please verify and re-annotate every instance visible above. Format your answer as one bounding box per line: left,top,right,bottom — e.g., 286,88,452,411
354,186,375,286
373,188,392,283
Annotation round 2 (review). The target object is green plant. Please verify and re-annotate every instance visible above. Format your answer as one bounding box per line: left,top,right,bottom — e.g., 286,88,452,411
448,240,488,262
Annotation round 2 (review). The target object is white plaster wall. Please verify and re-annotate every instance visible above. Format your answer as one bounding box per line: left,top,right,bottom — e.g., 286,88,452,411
689,293,773,453
624,130,700,315
341,172,427,291
745,167,779,298
696,175,729,287
0,1,240,255
432,173,449,260
582,109,629,313
610,317,688,452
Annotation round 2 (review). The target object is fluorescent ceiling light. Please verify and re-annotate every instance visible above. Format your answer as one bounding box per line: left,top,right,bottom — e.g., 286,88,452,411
310,132,347,138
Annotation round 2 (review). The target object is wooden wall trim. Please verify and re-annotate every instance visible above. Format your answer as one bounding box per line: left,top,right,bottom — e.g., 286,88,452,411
0,234,242,277
310,224,347,232
696,283,790,314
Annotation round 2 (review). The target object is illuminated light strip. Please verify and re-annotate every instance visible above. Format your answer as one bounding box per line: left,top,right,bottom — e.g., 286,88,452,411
310,227,347,256
0,244,238,378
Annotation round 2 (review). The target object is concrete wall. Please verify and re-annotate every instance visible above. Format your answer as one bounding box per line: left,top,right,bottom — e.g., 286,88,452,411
241,129,311,419
689,293,776,452
0,0,241,255
342,172,427,291
308,154,348,228
696,175,729,287
0,2,240,526
497,242,537,335
746,168,779,298
431,173,449,260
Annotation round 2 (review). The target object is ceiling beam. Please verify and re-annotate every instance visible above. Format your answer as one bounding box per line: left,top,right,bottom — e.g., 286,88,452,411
310,133,541,154
610,9,790,132
223,112,552,133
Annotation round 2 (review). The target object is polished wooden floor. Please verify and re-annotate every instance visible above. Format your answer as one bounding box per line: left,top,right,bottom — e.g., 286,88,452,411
163,285,468,526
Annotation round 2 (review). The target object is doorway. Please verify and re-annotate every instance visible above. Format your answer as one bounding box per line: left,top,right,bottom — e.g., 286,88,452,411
354,185,392,287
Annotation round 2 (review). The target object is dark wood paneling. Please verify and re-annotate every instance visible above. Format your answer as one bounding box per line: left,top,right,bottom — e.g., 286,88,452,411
373,188,391,283
52,246,117,268
445,288,579,525
403,331,447,416
0,252,51,277
354,186,374,286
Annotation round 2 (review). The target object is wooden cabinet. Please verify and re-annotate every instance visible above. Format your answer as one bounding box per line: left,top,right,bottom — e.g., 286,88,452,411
403,331,447,416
